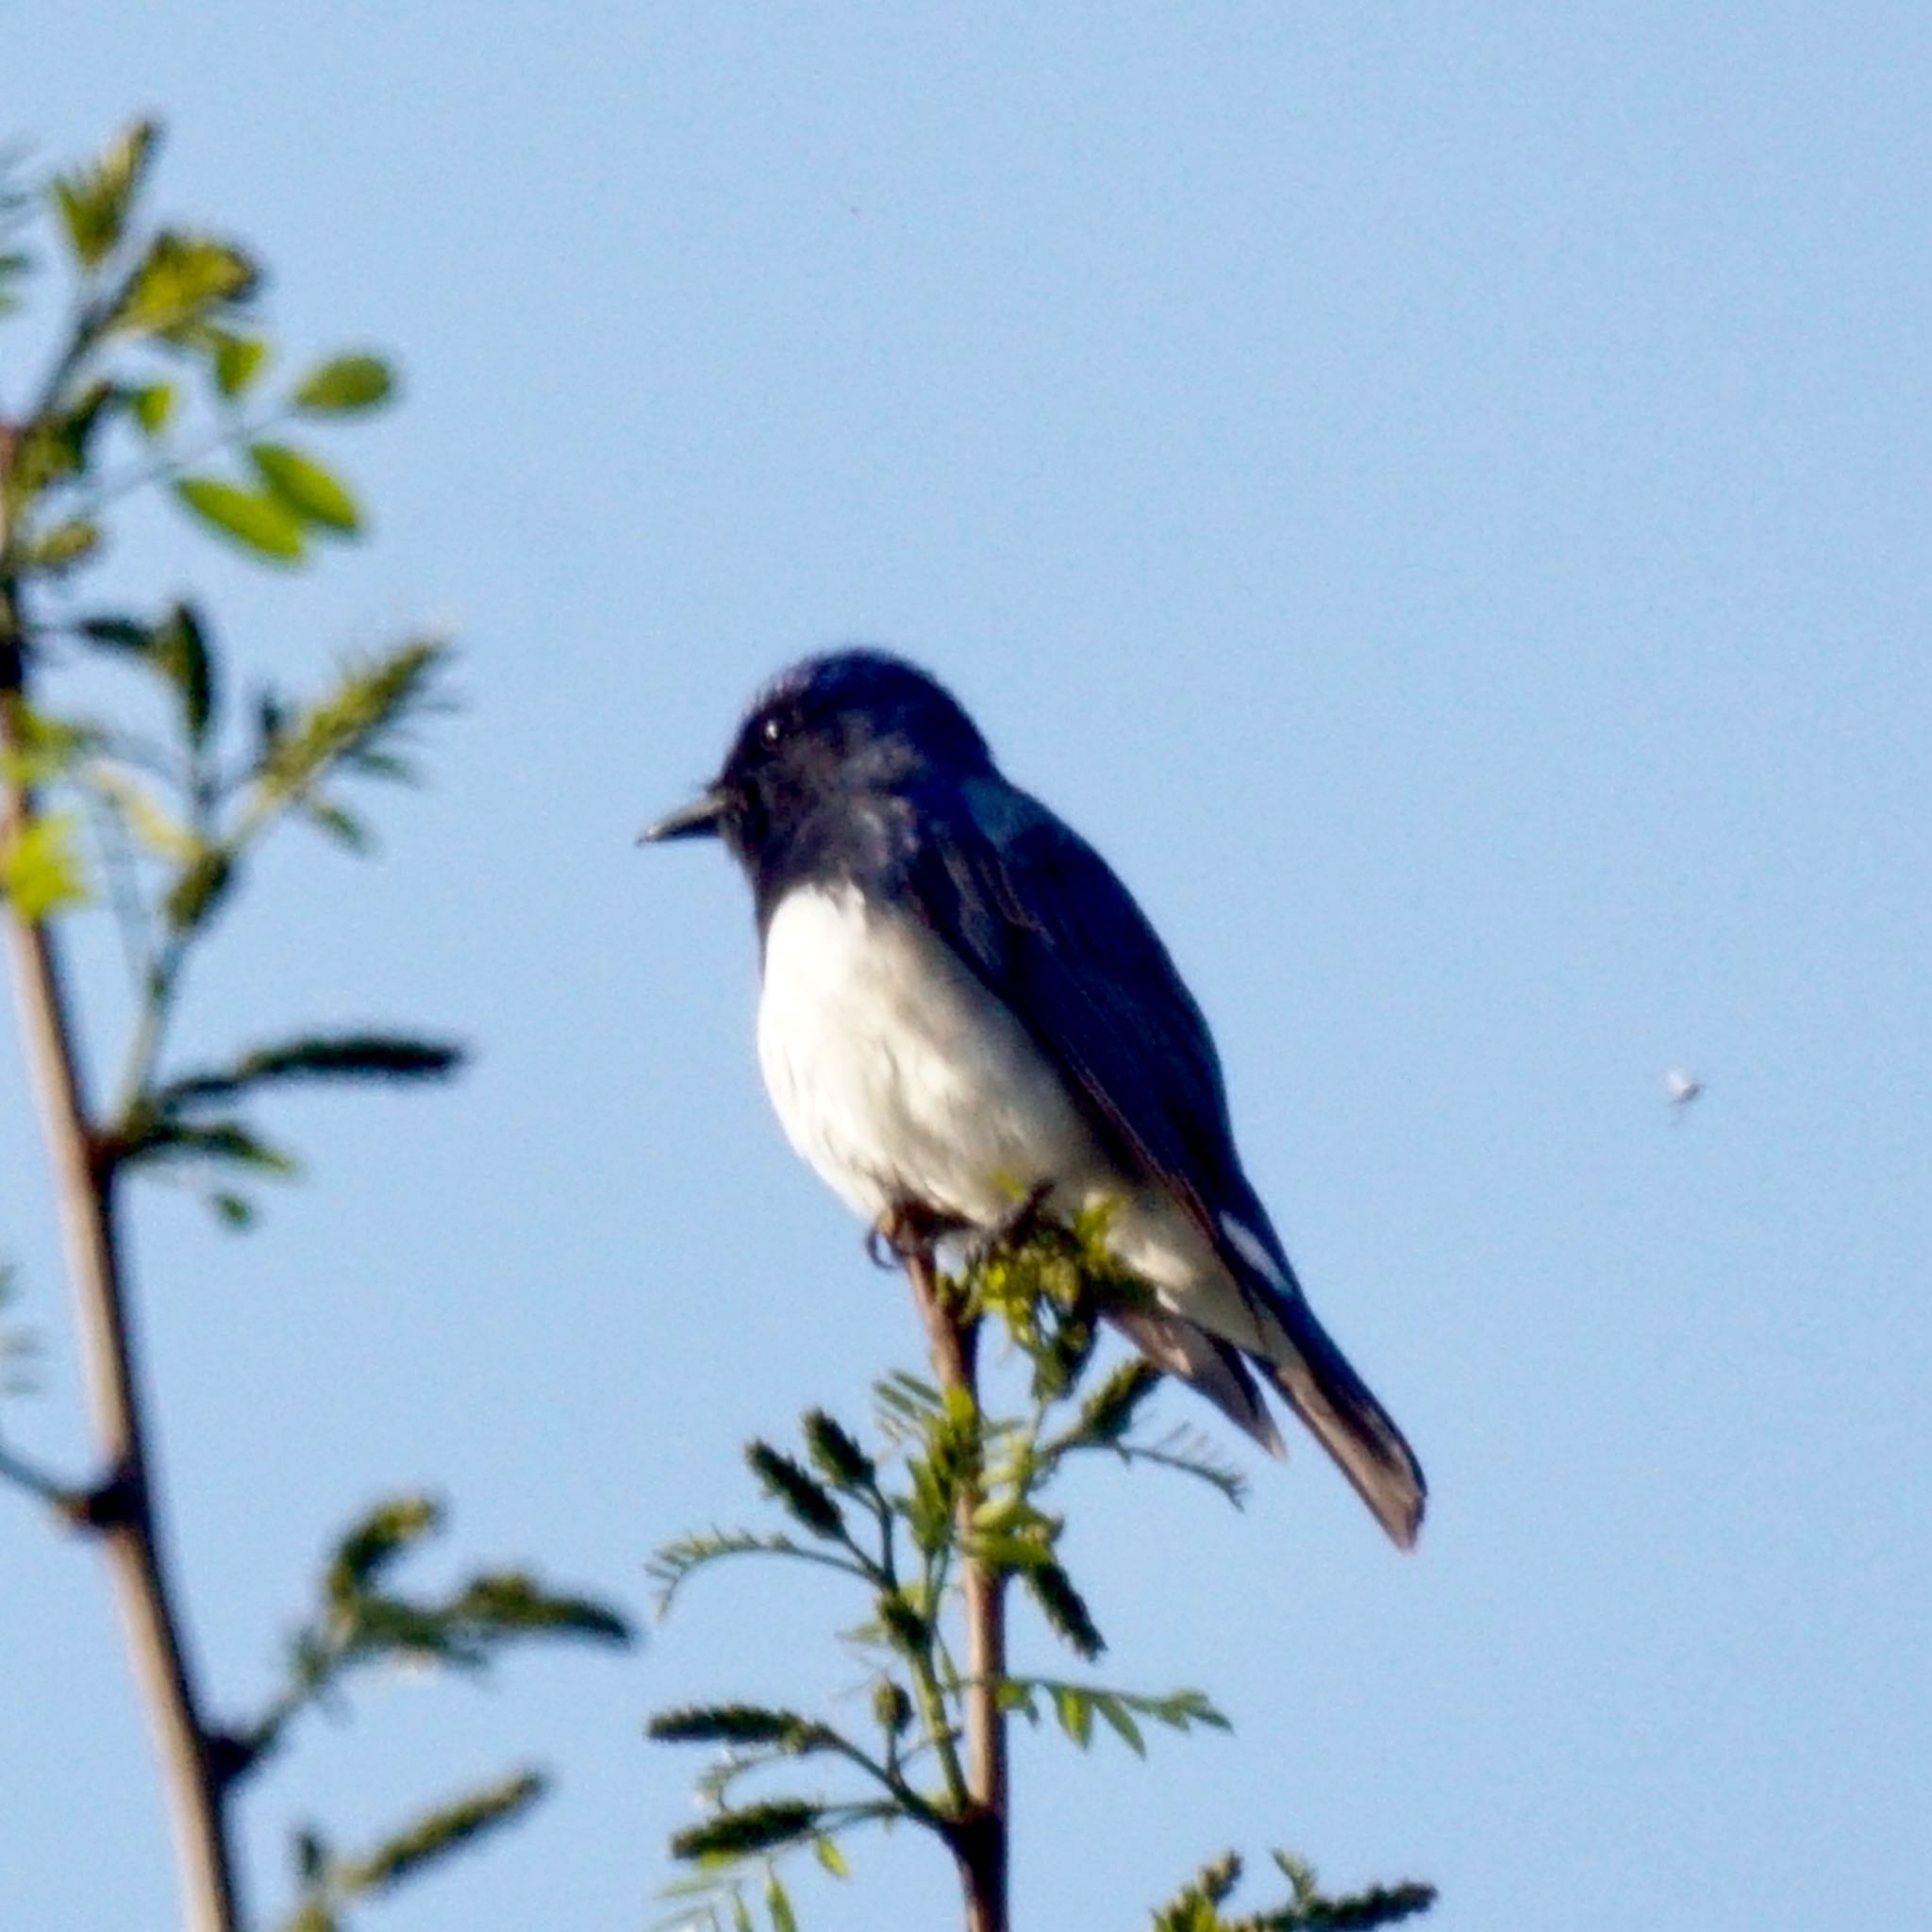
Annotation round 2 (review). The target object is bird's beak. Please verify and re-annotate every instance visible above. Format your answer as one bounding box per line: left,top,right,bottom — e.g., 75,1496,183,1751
637,786,729,845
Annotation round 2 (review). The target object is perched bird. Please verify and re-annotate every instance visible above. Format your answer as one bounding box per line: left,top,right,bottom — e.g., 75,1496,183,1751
641,650,1425,1549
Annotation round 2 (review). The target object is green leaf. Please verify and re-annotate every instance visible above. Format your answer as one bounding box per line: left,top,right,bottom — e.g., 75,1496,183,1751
1052,1684,1093,1749
647,1706,830,1753
23,519,101,574
813,1834,851,1879
162,847,234,933
292,1828,329,1887
130,382,175,436
111,229,258,337
254,640,450,806
440,1571,633,1651
875,1591,929,1657
120,1118,298,1178
173,476,305,562
210,1191,256,1230
746,1442,845,1541
802,1410,875,1491
0,811,90,920
157,1034,464,1109
76,614,153,651
290,353,395,415
671,1802,825,1864
1092,1692,1146,1757
731,1895,757,1932
766,1874,799,1932
1024,1560,1105,1661
1147,1688,1231,1735
336,1769,547,1896
1074,1357,1162,1446
211,331,270,398
326,1494,443,1604
151,602,217,744
11,380,121,496
304,798,372,851
52,120,158,269
250,442,360,533
871,1677,913,1737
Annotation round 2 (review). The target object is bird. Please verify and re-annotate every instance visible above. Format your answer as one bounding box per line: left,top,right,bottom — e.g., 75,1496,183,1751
641,649,1426,1549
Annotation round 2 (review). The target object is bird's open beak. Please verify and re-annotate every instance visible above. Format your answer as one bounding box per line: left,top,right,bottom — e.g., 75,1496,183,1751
637,786,729,844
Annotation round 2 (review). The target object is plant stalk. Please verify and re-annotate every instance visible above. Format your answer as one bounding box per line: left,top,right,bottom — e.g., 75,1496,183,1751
906,1247,1009,1932
0,468,242,1932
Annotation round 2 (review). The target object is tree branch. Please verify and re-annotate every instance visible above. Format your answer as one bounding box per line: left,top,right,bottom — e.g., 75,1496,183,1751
1,465,242,1932
904,1246,1009,1932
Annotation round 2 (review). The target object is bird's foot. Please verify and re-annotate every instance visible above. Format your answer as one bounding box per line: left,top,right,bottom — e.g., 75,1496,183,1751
961,1179,1058,1271
865,1202,961,1271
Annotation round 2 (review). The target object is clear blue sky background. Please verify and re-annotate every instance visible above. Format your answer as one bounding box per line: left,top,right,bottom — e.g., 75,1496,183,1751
4,6,1929,1929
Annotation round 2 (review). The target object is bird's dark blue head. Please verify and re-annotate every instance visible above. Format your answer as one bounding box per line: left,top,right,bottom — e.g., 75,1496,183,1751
640,649,992,874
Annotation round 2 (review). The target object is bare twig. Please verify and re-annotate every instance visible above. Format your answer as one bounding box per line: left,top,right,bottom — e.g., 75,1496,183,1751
904,1245,1009,1932
1,451,242,1932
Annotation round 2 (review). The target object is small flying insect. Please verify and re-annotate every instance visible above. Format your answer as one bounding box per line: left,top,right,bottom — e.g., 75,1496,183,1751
1664,1067,1705,1122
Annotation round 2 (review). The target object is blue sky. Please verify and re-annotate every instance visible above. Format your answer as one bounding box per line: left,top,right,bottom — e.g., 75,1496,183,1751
4,5,1929,1928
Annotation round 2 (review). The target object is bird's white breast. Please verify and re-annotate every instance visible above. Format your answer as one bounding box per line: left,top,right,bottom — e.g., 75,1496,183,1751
756,883,1103,1227
755,884,1274,1357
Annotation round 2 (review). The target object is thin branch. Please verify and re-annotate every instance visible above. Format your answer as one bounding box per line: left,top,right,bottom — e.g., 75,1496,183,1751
904,1247,1009,1932
60,401,293,527
1,497,242,1930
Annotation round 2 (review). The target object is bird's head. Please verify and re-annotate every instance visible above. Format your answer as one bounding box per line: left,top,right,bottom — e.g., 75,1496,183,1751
639,649,991,865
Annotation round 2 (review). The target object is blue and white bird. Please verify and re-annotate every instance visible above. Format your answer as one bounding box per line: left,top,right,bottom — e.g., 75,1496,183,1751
641,650,1425,1549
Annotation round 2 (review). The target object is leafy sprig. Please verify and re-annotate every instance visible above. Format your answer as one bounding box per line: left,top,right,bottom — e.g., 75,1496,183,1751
646,1215,1255,1931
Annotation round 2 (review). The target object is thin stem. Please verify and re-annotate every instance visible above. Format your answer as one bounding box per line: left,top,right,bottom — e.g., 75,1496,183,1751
113,934,186,1120
905,1248,1009,1932
1,513,242,1930
905,1609,972,1819
64,400,290,525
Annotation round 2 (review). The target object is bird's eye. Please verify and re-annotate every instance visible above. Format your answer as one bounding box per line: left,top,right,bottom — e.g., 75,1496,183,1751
759,714,785,746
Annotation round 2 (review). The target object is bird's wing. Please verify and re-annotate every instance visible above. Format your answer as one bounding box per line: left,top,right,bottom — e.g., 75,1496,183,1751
899,774,1260,1255
902,775,1426,1548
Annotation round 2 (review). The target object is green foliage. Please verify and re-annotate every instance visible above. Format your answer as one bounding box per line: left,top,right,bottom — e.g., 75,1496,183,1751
291,353,395,415
1151,1853,1436,1932
23,608,453,1223
248,1492,631,1764
50,119,157,269
250,442,361,533
335,1771,549,1895
1,118,394,588
3,122,437,1230
276,1770,550,1932
647,1217,1265,1927
151,1033,463,1110
1,122,627,1932
647,1217,1432,1927
173,475,305,562
109,230,259,339
0,808,90,919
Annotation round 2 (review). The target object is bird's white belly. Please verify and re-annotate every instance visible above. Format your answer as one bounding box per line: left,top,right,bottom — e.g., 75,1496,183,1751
755,885,1272,1352
757,884,1107,1227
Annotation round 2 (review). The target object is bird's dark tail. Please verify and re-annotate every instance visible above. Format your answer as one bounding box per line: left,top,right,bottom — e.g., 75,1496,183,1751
1107,1307,1286,1457
1260,1297,1426,1550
